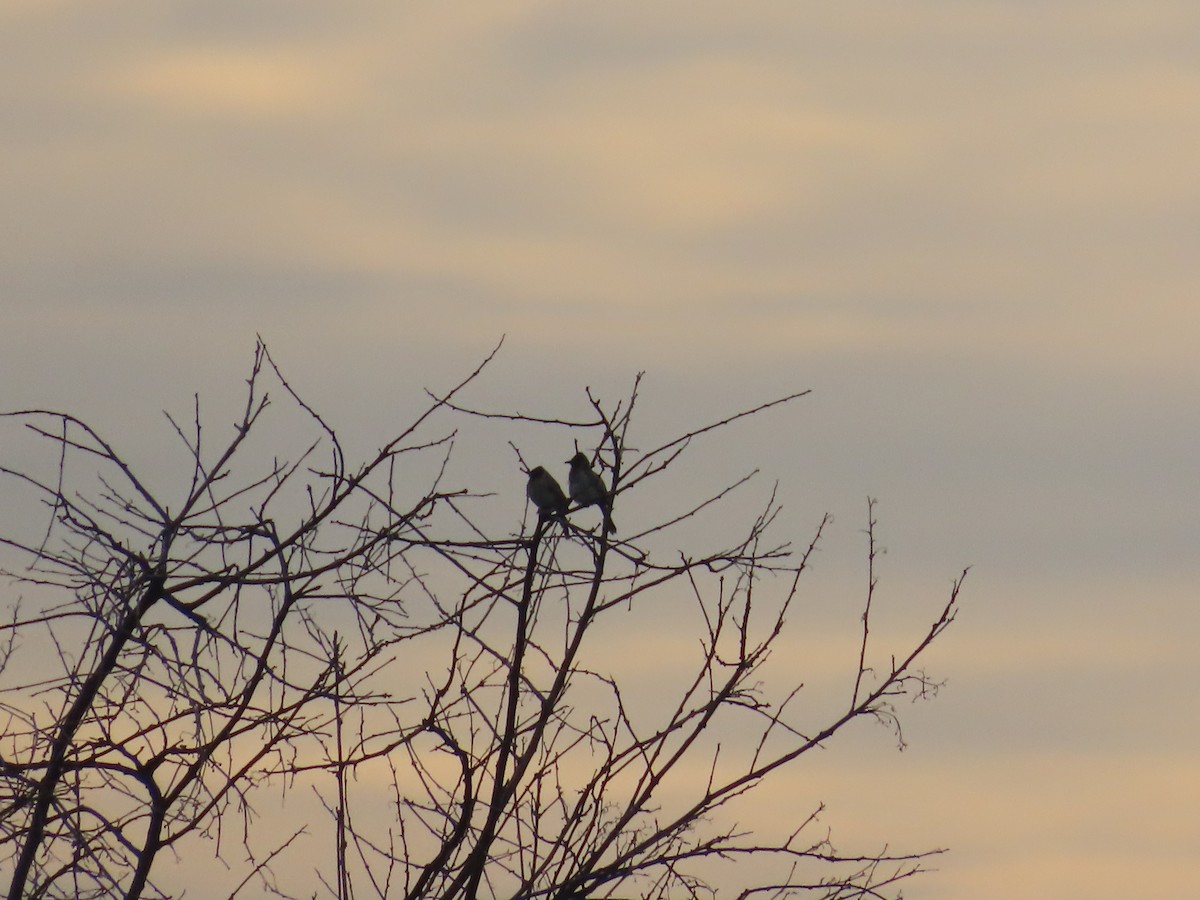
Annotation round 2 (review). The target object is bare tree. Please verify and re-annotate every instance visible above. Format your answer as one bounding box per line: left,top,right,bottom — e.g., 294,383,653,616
0,339,965,900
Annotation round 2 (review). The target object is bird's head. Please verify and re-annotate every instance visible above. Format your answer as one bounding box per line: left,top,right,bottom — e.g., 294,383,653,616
566,452,589,467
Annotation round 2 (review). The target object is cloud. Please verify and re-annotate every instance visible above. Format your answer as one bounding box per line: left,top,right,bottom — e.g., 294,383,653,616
101,47,351,120
6,1,1199,380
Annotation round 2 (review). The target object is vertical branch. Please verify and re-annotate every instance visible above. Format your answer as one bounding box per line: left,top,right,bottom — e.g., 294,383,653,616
851,497,879,710
456,516,548,900
121,767,166,900
333,635,350,900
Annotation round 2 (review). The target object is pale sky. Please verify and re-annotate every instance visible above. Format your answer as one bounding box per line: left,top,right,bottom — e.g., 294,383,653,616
2,3,1199,898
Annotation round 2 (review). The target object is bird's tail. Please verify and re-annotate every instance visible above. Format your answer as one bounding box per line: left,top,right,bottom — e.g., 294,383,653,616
602,502,617,534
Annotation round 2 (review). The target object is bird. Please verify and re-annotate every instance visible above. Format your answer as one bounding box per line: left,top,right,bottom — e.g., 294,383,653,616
526,466,569,522
566,452,616,533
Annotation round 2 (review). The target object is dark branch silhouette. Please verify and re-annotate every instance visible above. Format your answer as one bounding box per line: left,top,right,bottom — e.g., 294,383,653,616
0,340,964,900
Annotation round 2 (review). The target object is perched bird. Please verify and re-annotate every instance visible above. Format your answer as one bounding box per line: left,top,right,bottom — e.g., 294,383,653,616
526,466,569,521
566,452,616,533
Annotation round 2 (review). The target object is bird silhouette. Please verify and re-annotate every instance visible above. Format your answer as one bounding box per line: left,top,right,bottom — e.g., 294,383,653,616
566,452,616,533
526,466,569,523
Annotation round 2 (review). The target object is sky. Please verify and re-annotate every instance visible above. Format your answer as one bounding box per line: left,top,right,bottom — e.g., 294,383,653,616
2,3,1199,898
